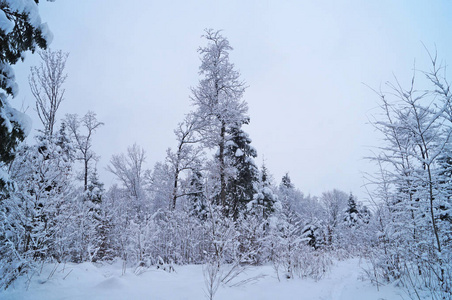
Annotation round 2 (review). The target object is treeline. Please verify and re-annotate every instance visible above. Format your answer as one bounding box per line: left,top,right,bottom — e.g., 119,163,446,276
0,29,372,290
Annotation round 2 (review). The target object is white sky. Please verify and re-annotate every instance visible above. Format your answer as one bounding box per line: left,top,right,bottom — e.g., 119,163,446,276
11,0,452,201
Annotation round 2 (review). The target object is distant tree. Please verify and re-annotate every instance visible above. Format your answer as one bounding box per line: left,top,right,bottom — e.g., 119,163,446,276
149,161,173,212
278,173,294,207
320,189,348,247
65,111,104,191
280,173,294,189
344,193,359,226
250,162,278,219
107,144,150,221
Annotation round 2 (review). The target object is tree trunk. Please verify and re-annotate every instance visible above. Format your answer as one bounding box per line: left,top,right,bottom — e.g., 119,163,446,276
219,122,226,208
171,168,179,210
84,159,88,192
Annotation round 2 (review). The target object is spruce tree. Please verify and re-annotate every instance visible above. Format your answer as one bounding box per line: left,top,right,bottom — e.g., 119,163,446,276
0,1,53,169
224,123,259,219
188,167,207,219
281,173,294,189
344,193,359,226
251,163,278,219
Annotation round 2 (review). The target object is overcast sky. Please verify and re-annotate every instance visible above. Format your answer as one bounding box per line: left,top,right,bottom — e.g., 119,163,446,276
11,0,452,200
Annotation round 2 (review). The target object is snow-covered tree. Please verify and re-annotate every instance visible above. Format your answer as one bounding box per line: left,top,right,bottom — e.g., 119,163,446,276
269,201,304,279
65,111,103,191
0,131,76,287
249,162,278,219
108,144,151,221
191,29,248,209
280,173,294,189
320,189,348,248
343,193,359,226
166,114,204,210
236,213,267,265
150,161,173,212
224,123,259,218
0,0,54,185
29,49,68,136
367,52,452,298
187,165,207,219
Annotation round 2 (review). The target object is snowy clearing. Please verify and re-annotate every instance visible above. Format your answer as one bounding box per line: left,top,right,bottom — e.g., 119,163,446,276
1,258,404,300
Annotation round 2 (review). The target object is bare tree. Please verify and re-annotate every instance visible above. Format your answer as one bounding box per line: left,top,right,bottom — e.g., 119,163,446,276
167,113,205,210
29,49,69,136
320,189,348,247
108,144,150,220
65,111,104,191
367,51,452,298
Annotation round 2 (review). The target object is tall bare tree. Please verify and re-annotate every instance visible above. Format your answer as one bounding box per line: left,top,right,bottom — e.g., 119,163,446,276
65,111,104,191
29,49,69,136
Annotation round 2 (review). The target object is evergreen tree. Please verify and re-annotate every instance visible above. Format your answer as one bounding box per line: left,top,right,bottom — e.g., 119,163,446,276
281,173,294,189
271,201,303,279
187,166,207,219
86,167,104,205
301,221,323,250
85,168,107,262
250,162,278,219
437,147,452,227
224,123,259,218
344,193,359,226
0,1,54,171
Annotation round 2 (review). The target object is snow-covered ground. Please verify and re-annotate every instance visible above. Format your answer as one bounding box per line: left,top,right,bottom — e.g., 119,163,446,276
1,258,404,300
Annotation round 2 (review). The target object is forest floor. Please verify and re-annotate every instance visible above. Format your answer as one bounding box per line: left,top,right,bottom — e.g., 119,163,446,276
1,258,405,300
